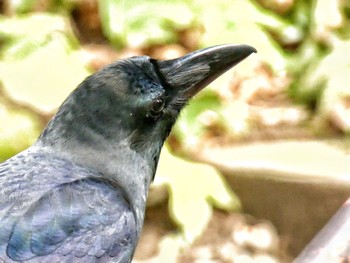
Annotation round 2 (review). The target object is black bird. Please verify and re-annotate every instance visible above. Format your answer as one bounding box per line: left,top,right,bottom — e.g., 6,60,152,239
0,44,256,263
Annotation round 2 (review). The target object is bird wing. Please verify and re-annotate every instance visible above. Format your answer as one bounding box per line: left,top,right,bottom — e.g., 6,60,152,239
4,177,137,263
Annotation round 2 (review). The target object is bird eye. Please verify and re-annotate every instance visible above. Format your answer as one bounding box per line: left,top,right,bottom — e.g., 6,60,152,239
151,98,165,112
147,98,165,119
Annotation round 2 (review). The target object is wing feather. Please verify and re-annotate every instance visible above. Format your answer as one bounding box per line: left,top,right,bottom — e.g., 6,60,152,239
6,178,137,262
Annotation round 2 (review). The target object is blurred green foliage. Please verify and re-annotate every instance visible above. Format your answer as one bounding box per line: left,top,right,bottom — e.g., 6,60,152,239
0,0,350,248
156,146,240,242
0,13,90,113
4,0,37,13
0,12,90,161
0,101,42,162
99,0,196,49
286,1,350,109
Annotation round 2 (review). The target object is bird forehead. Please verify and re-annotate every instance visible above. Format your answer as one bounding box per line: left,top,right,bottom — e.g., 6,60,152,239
115,58,164,96
128,74,163,96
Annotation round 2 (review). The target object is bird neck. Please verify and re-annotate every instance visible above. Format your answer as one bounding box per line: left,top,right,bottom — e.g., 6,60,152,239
36,124,160,231
37,139,156,230
36,90,167,229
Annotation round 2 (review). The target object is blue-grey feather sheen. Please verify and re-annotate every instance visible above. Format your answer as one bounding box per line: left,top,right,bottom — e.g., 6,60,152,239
0,104,159,263
0,57,168,262
0,138,152,262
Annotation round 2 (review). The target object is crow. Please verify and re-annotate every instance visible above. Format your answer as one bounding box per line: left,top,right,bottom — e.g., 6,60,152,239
0,44,256,263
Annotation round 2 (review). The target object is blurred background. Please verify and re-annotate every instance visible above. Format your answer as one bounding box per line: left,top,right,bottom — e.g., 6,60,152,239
1,0,350,262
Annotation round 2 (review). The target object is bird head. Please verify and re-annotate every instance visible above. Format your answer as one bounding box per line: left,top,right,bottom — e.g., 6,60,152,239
39,44,256,164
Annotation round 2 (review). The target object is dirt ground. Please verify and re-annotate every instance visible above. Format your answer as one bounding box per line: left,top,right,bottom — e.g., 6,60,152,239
134,203,294,263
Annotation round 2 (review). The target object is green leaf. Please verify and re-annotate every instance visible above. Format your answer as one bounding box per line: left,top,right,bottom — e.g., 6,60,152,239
155,146,241,242
197,0,288,71
0,102,42,162
5,0,37,14
173,89,252,150
0,13,72,40
317,39,350,114
156,234,184,263
314,0,345,33
295,38,350,116
0,14,90,114
172,89,222,150
98,0,195,49
287,38,325,107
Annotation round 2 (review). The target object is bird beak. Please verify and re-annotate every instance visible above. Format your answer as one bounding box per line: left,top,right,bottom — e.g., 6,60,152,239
156,44,256,98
